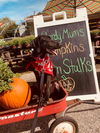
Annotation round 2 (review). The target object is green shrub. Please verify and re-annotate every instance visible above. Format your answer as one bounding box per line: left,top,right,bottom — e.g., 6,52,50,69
0,36,4,39
0,58,14,93
90,30,100,37
0,35,35,47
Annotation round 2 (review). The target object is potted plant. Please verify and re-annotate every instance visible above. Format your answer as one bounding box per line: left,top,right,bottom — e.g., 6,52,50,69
0,58,31,109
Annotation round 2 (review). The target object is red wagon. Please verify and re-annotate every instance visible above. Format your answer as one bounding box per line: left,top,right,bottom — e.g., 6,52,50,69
0,86,78,133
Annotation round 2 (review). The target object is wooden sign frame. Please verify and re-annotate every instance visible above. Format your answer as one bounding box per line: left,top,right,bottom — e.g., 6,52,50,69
33,8,100,101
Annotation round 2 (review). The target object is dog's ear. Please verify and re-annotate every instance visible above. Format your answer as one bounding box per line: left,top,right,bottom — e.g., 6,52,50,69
31,36,40,48
35,36,41,47
33,36,41,54
30,39,35,48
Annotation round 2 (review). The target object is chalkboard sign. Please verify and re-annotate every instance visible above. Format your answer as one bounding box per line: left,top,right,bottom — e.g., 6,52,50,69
34,9,100,101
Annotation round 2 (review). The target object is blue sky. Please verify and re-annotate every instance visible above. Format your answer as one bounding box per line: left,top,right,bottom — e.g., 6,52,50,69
0,0,48,23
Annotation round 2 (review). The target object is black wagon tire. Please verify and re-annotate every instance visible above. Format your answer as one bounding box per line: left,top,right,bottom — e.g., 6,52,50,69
49,116,78,133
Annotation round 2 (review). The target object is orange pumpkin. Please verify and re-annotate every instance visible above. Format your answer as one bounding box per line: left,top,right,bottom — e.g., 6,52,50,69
0,78,31,109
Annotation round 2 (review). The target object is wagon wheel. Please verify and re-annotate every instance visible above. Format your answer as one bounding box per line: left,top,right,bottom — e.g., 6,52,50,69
49,116,78,133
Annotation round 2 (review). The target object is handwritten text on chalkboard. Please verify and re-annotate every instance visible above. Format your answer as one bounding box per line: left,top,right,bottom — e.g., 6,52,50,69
41,28,85,43
37,21,96,95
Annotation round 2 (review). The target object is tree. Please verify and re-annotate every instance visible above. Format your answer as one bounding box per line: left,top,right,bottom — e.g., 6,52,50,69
0,17,17,38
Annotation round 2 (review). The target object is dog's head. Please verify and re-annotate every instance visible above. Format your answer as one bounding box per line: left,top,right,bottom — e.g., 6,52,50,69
31,35,61,57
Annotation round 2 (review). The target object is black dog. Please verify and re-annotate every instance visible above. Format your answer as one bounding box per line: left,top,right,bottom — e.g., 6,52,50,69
26,35,61,102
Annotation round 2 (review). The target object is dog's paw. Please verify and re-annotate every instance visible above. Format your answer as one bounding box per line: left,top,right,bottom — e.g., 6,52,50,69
32,95,39,103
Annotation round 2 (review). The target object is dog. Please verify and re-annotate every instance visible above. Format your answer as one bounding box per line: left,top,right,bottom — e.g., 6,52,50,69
26,35,61,102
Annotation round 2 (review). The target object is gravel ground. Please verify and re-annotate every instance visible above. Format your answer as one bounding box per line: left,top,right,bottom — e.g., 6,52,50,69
0,102,100,133
66,103,100,133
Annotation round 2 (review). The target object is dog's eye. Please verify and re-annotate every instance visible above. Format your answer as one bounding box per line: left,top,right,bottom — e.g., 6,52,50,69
47,36,51,39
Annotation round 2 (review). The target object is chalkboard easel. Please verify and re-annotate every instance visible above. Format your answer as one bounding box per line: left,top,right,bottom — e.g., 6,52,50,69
33,8,100,101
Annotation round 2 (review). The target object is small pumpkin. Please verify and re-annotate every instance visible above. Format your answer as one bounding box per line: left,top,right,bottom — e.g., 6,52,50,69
0,78,31,109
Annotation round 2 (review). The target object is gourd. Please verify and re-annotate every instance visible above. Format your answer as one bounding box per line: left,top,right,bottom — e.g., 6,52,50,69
0,78,31,109
0,58,31,109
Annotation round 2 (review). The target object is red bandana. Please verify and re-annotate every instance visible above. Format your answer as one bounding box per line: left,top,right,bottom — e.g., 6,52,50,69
26,55,53,76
